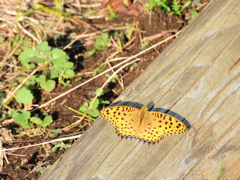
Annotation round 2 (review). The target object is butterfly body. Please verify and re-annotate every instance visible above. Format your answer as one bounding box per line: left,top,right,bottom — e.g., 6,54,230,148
100,104,187,143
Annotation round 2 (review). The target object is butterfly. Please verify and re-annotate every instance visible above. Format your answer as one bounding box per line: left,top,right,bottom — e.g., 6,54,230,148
100,102,187,143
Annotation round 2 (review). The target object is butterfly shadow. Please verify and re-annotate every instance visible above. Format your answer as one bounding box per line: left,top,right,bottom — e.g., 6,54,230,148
109,101,191,130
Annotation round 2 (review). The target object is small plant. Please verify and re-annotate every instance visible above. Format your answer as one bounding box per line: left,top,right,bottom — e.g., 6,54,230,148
190,10,199,19
129,62,138,71
79,88,110,117
74,77,83,82
110,32,126,53
51,141,71,152
146,0,170,12
8,41,75,132
19,41,75,88
105,73,118,83
35,165,52,174
105,5,117,19
146,0,192,16
10,87,53,129
140,41,149,50
171,0,191,16
87,33,112,57
87,32,127,58
49,129,62,138
89,63,104,75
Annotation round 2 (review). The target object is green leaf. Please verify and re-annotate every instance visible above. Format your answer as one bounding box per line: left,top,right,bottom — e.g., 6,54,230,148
15,87,33,105
37,75,55,91
74,77,83,82
51,142,62,152
104,100,110,104
30,117,43,126
11,110,30,128
40,79,55,91
42,116,53,127
79,102,89,113
64,62,74,69
34,41,52,63
101,33,109,40
105,5,117,19
140,41,149,50
129,62,138,71
90,108,99,117
87,49,97,57
95,88,104,96
49,128,62,137
30,116,53,127
61,80,70,86
190,10,199,19
65,144,72,148
99,99,110,105
18,76,37,87
181,0,191,12
172,0,181,15
90,98,100,109
105,73,110,78
63,69,75,78
18,49,36,68
51,49,69,64
36,41,51,52
49,69,60,78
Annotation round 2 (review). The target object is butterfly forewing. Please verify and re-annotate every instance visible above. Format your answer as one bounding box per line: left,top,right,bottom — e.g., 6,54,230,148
148,111,187,135
100,106,141,137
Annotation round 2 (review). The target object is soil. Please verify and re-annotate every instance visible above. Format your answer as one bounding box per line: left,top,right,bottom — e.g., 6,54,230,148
1,1,209,179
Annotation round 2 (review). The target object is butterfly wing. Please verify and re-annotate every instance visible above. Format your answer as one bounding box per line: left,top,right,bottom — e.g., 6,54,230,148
138,111,187,143
100,106,141,137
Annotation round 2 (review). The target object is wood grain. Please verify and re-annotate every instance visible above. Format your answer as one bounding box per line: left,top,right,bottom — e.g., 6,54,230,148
40,0,240,179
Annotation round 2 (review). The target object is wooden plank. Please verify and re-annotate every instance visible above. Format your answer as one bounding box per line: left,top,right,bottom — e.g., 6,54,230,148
40,0,240,179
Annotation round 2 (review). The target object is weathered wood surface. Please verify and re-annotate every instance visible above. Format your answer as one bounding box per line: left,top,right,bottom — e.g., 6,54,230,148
40,0,240,179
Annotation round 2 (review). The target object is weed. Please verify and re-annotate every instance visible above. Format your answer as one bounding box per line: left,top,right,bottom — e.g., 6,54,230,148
140,41,149,50
35,165,52,174
129,62,138,71
51,141,71,152
19,41,75,88
10,87,52,128
146,0,191,16
105,5,117,19
8,41,75,131
171,0,191,16
49,129,62,138
87,33,112,57
86,31,127,57
146,0,171,12
190,10,199,19
79,88,110,117
105,73,118,83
